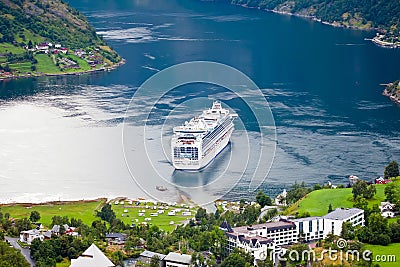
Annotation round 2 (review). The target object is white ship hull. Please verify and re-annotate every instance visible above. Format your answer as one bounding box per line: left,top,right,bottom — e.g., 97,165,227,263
172,127,233,170
171,101,237,171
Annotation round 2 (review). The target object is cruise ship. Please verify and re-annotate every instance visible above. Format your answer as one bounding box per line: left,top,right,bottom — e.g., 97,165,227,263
171,101,237,170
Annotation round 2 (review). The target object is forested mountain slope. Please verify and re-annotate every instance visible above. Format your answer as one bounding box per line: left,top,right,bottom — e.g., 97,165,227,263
226,0,400,34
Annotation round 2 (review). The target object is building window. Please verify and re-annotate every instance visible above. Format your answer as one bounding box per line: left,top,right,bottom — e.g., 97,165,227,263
309,220,313,232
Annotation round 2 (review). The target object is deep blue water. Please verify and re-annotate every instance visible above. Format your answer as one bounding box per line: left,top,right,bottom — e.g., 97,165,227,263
0,0,399,203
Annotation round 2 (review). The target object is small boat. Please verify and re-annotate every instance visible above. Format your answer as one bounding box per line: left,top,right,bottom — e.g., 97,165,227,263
156,186,167,191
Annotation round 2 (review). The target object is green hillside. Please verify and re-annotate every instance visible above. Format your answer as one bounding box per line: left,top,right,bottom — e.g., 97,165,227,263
0,0,122,79
228,0,400,35
285,178,400,217
0,0,101,48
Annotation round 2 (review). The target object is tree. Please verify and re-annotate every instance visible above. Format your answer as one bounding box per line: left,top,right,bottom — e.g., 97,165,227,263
263,208,278,221
286,181,311,204
0,241,30,267
4,64,11,72
341,222,355,240
15,218,32,232
242,205,260,225
256,191,272,208
354,196,370,215
385,183,400,203
384,161,399,179
221,248,253,267
97,204,116,223
195,208,207,222
328,203,333,213
352,180,376,200
357,213,391,245
111,250,125,266
150,255,161,267
389,222,400,243
30,211,41,222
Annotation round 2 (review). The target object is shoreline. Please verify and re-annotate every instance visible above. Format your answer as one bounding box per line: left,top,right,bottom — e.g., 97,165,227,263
0,58,126,82
234,3,396,48
383,88,400,105
0,194,191,207
0,197,107,207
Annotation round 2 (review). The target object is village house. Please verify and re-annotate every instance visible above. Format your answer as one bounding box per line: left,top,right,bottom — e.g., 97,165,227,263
51,224,77,236
164,252,192,267
380,201,396,218
70,243,115,267
105,232,127,245
20,229,44,244
138,250,166,267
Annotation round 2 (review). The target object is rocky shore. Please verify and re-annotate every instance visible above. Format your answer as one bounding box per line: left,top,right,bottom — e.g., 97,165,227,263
383,81,400,105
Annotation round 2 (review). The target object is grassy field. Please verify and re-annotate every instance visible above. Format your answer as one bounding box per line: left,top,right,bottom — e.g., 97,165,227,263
0,43,25,54
0,198,197,232
67,54,91,71
285,178,400,216
111,201,197,232
9,62,32,73
0,199,105,227
364,243,400,267
35,53,61,74
56,259,71,267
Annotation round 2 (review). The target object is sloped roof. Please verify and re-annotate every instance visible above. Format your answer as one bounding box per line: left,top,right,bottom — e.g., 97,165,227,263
140,250,166,260
164,252,191,264
105,232,127,240
220,220,233,232
323,208,363,220
70,244,115,267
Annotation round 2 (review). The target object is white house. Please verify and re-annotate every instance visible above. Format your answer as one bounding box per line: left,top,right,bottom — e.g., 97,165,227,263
380,202,396,218
274,189,287,206
20,229,44,244
70,243,114,267
322,208,364,236
164,252,191,267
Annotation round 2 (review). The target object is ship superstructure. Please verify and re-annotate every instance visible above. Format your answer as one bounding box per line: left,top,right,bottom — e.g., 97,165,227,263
171,101,237,170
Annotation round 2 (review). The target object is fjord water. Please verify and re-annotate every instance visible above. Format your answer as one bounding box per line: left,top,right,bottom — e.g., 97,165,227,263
0,0,400,203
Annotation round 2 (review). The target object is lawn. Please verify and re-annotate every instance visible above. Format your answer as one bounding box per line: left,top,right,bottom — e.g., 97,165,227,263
56,259,70,267
285,178,400,217
63,54,91,72
9,62,32,73
364,243,400,267
0,199,105,227
285,188,354,216
0,43,25,54
0,198,197,232
111,201,197,232
35,53,61,74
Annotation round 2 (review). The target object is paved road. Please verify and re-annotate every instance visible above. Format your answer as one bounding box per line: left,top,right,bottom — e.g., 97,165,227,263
258,206,281,222
4,236,35,266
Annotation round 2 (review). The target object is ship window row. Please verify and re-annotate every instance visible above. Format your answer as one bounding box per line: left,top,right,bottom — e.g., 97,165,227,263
203,122,232,148
203,118,231,140
174,147,198,160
